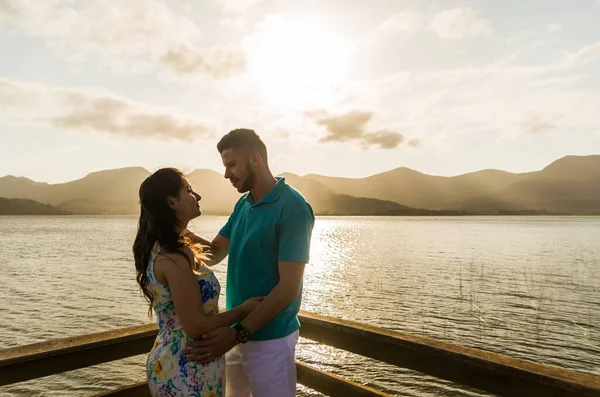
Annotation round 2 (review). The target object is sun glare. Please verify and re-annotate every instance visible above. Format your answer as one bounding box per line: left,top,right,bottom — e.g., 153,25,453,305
247,16,350,109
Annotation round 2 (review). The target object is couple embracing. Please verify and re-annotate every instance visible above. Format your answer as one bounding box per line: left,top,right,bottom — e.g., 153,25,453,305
133,128,315,397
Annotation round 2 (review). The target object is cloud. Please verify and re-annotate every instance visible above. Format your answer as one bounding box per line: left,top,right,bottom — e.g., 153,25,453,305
407,139,421,148
379,12,423,34
315,111,373,142
520,113,560,135
363,129,406,149
428,8,493,39
161,45,246,78
565,42,600,66
338,48,600,146
0,0,20,16
547,22,562,32
375,7,492,40
302,109,329,120
305,110,414,149
0,0,245,77
0,76,214,141
213,0,265,14
220,17,246,30
272,129,291,139
0,0,197,56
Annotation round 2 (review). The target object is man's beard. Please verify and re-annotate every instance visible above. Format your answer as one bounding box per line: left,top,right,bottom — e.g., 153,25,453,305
238,163,256,193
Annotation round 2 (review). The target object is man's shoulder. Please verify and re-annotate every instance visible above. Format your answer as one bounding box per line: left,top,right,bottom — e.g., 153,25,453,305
280,184,314,218
281,183,311,207
233,194,250,209
224,195,250,225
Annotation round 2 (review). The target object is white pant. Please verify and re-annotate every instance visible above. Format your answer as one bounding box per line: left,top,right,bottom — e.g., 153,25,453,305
225,330,299,397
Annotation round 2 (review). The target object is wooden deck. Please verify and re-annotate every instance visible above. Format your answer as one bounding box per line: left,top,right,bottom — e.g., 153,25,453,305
1,311,599,396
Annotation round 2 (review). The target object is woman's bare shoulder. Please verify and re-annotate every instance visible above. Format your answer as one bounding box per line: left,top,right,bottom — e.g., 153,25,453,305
155,248,194,270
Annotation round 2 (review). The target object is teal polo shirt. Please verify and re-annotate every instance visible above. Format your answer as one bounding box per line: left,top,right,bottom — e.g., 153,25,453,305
219,177,315,341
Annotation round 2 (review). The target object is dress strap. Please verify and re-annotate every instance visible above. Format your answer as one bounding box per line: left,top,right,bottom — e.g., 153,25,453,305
150,246,162,263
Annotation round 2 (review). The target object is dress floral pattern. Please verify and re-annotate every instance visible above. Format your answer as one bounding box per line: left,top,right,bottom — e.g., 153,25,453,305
146,249,224,396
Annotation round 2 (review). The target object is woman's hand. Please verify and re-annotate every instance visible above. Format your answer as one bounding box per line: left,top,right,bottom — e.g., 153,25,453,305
240,296,264,316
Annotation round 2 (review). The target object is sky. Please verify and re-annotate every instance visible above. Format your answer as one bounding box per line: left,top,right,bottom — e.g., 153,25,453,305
0,0,599,183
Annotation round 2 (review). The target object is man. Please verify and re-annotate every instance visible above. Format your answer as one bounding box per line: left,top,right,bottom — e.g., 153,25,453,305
185,128,315,397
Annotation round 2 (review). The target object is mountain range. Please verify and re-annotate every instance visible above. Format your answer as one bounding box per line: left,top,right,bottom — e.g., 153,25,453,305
0,155,598,215
0,198,70,215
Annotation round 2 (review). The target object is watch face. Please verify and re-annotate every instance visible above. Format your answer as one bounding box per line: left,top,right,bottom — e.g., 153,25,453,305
237,327,251,343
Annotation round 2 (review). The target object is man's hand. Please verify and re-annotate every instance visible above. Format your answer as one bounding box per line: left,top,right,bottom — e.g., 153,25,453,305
185,232,230,267
184,326,237,364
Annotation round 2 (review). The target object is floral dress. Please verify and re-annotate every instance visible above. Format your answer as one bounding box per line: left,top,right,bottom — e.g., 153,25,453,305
146,248,224,397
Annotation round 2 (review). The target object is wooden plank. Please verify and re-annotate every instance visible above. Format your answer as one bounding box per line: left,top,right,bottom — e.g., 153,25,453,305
297,311,600,397
297,362,390,397
93,382,150,397
93,363,389,397
0,324,158,386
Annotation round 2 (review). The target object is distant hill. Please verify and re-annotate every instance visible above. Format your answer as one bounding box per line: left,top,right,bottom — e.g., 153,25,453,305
279,173,464,216
0,155,598,215
0,167,150,215
0,198,70,215
186,170,466,215
496,156,600,214
0,167,448,215
304,155,600,215
185,170,459,215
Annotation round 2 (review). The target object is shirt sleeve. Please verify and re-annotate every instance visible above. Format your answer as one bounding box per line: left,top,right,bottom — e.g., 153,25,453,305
278,201,315,263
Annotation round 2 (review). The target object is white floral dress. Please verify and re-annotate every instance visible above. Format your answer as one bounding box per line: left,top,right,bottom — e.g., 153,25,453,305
146,248,224,397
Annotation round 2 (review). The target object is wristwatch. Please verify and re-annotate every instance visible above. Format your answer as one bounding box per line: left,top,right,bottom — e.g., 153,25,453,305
234,323,251,344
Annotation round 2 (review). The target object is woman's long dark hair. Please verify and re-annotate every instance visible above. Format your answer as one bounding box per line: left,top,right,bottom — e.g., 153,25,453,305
133,167,196,316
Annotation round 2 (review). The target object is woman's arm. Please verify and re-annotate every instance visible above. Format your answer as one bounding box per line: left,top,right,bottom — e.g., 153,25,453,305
154,252,252,339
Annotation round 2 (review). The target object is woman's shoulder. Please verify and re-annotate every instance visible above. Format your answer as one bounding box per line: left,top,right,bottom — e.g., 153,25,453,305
154,247,195,271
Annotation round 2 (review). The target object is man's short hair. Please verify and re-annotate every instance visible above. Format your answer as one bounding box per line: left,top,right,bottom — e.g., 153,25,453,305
217,128,268,163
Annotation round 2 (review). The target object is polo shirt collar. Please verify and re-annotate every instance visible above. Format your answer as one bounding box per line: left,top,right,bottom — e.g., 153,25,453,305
245,177,286,206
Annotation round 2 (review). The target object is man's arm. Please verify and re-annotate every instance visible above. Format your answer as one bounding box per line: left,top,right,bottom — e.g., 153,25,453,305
184,203,314,364
207,234,230,266
185,230,213,246
185,199,237,267
183,260,304,364
185,230,230,267
239,260,305,332
243,202,313,331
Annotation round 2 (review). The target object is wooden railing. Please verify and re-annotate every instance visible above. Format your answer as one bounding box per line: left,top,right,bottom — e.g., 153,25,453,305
1,311,599,397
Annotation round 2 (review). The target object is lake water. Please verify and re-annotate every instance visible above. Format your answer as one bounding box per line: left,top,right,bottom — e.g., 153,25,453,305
0,216,599,396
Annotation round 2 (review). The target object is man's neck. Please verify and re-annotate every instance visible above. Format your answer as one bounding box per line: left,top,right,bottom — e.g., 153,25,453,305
249,172,277,203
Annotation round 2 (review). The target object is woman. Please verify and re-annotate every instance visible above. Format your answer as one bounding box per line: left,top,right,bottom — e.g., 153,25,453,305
133,168,260,397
